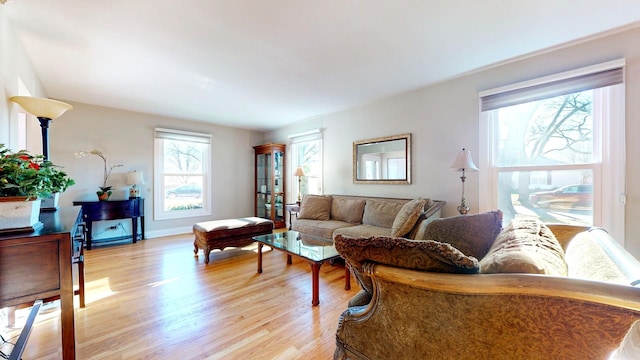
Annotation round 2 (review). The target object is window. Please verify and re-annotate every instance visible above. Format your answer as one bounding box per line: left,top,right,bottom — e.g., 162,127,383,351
154,128,211,220
479,60,625,241
289,129,323,201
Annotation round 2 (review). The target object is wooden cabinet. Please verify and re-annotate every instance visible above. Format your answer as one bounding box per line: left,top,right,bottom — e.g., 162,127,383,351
0,206,83,359
254,143,286,229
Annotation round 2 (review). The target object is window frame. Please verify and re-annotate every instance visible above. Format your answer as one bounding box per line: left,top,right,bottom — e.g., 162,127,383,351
478,59,626,243
153,128,212,220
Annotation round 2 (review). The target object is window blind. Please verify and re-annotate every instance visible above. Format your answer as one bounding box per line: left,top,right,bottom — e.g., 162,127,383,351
481,67,623,112
155,128,211,144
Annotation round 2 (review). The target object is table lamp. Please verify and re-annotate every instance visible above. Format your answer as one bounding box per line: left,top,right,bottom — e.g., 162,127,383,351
127,171,144,199
294,166,305,202
450,148,478,215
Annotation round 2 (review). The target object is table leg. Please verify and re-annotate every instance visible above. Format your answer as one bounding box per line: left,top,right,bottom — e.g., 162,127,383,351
257,243,263,273
287,254,292,264
310,262,321,306
345,263,351,290
86,221,93,250
132,217,138,244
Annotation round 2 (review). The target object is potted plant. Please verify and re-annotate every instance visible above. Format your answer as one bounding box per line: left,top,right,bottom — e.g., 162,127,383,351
0,144,75,230
75,149,122,201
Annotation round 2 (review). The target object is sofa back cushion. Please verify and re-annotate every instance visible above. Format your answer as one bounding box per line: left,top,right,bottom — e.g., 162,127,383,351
298,195,332,220
331,197,366,223
479,216,567,276
362,199,406,228
423,210,503,259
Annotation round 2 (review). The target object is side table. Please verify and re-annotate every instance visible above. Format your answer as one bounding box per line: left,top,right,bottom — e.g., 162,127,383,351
72,198,144,250
285,203,301,230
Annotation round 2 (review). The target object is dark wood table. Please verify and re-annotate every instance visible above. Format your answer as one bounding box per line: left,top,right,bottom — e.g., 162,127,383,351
252,231,350,306
73,198,144,249
0,206,83,360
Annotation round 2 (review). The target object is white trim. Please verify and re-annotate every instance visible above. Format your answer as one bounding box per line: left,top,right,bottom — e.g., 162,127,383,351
287,128,322,139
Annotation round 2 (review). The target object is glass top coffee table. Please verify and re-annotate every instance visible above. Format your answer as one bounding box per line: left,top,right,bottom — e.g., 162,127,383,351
252,231,351,306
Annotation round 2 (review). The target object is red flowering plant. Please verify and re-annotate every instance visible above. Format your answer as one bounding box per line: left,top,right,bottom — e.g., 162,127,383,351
0,144,75,199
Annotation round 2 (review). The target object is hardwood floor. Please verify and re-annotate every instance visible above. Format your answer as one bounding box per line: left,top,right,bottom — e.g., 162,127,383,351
4,232,359,359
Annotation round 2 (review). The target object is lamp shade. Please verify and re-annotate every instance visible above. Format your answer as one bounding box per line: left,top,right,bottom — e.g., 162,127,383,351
127,171,145,185
10,96,73,119
294,166,305,177
450,148,478,172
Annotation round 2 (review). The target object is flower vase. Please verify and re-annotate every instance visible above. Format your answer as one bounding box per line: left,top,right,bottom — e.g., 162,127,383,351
0,196,42,232
97,190,112,201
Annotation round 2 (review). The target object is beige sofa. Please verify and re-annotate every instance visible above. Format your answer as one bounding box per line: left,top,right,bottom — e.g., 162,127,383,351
334,213,640,360
291,195,446,243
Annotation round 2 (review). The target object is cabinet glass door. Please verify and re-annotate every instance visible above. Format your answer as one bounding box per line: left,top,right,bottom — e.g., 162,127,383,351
256,153,271,219
273,150,284,223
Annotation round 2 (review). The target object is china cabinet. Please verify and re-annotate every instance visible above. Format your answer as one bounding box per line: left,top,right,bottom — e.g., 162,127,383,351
254,143,286,228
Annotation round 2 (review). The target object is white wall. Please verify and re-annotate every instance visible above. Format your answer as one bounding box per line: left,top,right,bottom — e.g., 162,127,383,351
51,102,263,238
267,24,640,259
0,6,45,150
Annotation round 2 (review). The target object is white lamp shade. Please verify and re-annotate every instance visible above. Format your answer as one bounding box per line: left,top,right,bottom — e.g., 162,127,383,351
294,166,305,177
127,171,145,185
450,148,479,172
10,96,73,119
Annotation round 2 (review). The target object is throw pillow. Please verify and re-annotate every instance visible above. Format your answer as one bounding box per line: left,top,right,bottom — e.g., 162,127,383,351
423,210,503,259
334,234,479,298
391,198,428,237
331,197,366,223
479,217,567,276
297,195,332,221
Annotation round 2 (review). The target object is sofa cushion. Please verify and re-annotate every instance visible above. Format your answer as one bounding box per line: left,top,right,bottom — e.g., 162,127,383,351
335,234,479,297
334,224,392,239
298,195,332,220
479,217,567,276
292,219,356,240
391,198,427,237
423,210,503,259
362,199,406,228
331,197,366,223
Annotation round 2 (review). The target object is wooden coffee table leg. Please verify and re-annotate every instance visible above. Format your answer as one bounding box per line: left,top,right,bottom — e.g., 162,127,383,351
310,262,321,306
287,254,292,265
257,243,264,273
344,262,351,290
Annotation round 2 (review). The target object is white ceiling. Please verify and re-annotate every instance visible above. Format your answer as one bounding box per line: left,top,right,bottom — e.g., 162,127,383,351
5,1,640,131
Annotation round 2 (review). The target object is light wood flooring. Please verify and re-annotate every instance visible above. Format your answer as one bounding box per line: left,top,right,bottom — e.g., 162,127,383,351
3,232,359,359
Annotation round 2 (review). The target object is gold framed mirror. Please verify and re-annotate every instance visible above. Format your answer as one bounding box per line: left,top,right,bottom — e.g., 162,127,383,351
353,133,411,184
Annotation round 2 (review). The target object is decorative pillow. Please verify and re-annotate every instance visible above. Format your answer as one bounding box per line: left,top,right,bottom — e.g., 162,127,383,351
331,197,366,223
297,195,332,220
423,210,503,259
479,217,567,276
361,200,405,228
335,234,479,297
391,198,428,237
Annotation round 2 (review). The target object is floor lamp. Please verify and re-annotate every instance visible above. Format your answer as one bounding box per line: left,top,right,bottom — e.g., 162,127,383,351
294,166,305,203
450,148,478,215
10,96,73,161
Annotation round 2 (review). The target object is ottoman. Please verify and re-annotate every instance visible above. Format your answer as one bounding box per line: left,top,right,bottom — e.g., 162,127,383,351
193,217,274,264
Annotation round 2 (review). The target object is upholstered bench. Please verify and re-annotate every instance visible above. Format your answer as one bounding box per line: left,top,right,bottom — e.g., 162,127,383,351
193,217,274,264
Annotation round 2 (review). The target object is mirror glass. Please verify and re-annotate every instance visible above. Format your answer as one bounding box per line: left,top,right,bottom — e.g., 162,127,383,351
353,133,411,184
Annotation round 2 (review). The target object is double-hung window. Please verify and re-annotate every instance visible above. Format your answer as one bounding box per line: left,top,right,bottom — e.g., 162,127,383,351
289,129,323,201
479,60,626,241
154,128,212,220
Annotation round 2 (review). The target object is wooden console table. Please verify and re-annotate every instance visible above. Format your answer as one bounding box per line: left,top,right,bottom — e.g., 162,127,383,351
0,206,83,360
73,198,144,250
